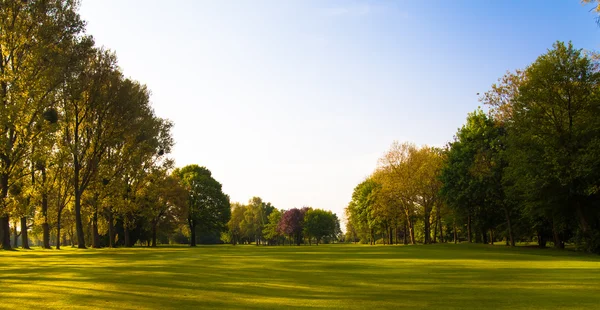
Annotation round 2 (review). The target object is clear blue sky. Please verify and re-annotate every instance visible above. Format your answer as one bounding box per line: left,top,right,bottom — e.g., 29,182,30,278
79,0,600,221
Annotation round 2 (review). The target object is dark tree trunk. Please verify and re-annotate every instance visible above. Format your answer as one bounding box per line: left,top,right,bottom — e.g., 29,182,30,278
538,232,547,248
440,218,448,243
504,208,515,247
74,188,86,248
13,220,18,248
433,212,439,244
423,209,431,244
41,167,51,249
453,218,458,244
124,227,131,247
56,211,62,250
108,208,115,248
92,209,100,248
1,216,10,250
490,229,494,245
1,173,11,250
467,213,472,243
388,226,393,245
151,222,157,247
403,221,408,245
552,219,565,249
20,217,30,249
189,221,196,247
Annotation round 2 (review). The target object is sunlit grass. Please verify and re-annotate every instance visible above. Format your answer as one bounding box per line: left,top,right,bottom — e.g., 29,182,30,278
1,243,599,309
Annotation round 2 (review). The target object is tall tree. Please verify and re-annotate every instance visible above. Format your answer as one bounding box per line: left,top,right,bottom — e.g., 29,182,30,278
506,42,600,252
0,0,84,250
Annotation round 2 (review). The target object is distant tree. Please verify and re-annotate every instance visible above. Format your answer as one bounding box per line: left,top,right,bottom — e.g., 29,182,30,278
227,203,246,245
263,209,283,245
303,209,336,245
278,208,304,246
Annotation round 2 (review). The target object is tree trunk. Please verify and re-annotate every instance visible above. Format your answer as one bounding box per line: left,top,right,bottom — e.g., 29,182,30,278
13,220,18,248
408,220,415,245
1,173,11,250
190,221,196,247
56,211,62,250
41,167,51,249
151,221,157,247
504,208,515,247
433,211,438,244
92,207,100,248
108,209,115,248
552,219,565,249
453,218,457,244
20,217,30,249
1,216,10,250
124,226,131,247
423,209,431,244
467,213,472,243
490,229,494,245
403,221,408,245
74,188,86,248
440,218,447,243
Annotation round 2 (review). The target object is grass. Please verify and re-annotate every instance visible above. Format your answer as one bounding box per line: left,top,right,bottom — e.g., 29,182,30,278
1,243,599,309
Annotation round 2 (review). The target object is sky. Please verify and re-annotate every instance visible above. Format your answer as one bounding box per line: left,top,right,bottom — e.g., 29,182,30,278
78,0,600,223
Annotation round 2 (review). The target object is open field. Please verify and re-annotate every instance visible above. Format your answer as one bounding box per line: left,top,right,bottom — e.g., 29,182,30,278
1,244,599,309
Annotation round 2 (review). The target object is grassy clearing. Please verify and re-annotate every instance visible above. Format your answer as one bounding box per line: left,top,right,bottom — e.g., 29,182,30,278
1,243,599,309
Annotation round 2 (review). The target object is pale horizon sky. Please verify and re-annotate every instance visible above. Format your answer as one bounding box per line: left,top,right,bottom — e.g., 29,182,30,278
79,1,600,221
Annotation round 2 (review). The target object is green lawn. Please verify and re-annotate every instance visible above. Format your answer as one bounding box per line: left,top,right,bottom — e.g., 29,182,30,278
1,243,599,309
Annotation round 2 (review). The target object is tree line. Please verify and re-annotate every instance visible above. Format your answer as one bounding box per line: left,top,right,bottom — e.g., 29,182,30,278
345,41,600,253
0,0,238,251
225,197,342,246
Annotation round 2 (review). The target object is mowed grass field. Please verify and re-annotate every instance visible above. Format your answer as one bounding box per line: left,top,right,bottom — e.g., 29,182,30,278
1,244,599,309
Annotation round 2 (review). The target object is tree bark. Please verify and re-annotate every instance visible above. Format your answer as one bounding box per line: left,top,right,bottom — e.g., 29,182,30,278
92,208,100,248
1,173,12,250
56,211,62,250
552,219,565,249
504,208,515,247
41,167,51,249
74,188,86,248
13,220,18,248
1,216,10,250
467,213,472,243
189,220,196,247
433,211,439,244
403,221,408,245
151,222,157,247
124,226,131,247
20,217,30,249
423,208,431,244
108,208,115,248
453,218,457,244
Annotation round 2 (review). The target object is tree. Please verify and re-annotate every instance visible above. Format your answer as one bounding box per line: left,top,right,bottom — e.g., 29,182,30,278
174,165,230,247
303,209,336,245
263,209,282,245
505,42,600,252
440,109,510,245
278,208,304,246
0,0,85,250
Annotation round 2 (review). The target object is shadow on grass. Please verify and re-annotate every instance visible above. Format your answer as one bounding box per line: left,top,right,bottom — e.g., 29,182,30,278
1,243,599,309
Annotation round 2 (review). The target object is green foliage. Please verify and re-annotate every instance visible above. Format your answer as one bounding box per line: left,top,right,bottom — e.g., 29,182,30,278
174,165,231,246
